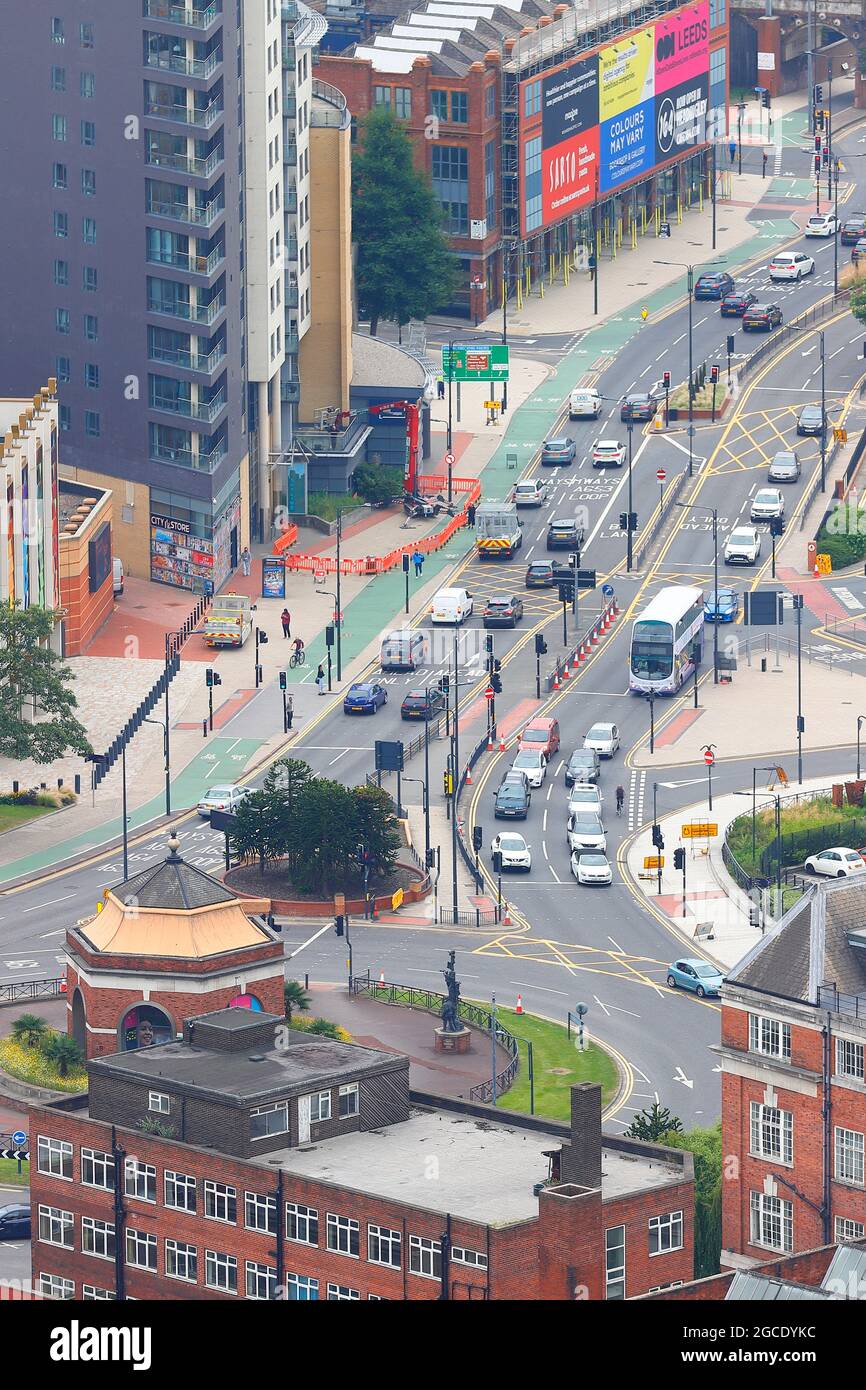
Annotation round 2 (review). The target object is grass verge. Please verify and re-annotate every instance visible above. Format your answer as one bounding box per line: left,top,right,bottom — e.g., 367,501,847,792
727,795,866,876
0,1037,87,1094
0,1159,30,1187
493,1005,620,1122
0,804,54,833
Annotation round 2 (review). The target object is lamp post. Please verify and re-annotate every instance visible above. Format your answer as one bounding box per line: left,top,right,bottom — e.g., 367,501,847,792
654,256,726,478
625,416,635,572
751,765,779,868
592,162,600,316
451,631,460,916
676,502,719,682
646,691,655,755
857,715,866,781
501,240,517,414
737,102,744,174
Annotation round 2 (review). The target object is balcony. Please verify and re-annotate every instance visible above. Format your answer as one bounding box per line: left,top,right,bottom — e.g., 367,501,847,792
285,236,298,261
149,342,226,373
144,100,223,130
284,186,297,213
143,1,221,30
146,244,224,276
146,146,223,178
282,47,296,69
150,438,227,472
293,411,369,456
147,195,225,229
284,279,298,309
144,50,221,80
280,379,300,404
283,140,297,165
284,330,299,355
284,96,296,119
148,292,226,325
151,390,227,423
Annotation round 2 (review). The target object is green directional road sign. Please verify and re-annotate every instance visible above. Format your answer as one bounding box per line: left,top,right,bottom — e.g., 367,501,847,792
442,343,510,381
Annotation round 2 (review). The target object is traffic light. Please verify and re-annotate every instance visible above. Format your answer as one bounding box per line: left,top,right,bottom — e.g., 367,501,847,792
710,364,719,385
619,512,628,531
485,633,494,655
814,84,824,105
534,633,547,656
438,674,450,695
491,673,502,694
749,906,760,928
662,370,671,390
652,824,664,850
493,659,501,674
815,155,821,176
492,850,503,873
472,825,483,852
726,334,735,356
770,516,785,537
762,89,770,110
557,582,573,604
325,624,335,648
205,668,221,688
279,670,287,690
815,107,825,131
402,552,410,573
674,847,686,871
425,847,436,869
814,135,822,154
334,915,345,937
629,512,638,533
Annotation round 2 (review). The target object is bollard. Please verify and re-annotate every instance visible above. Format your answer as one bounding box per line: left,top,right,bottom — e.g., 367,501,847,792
74,774,81,795
203,718,208,738
12,780,18,794
57,778,63,789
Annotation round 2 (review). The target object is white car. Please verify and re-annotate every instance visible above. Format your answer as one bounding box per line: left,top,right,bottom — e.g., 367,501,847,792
510,748,547,788
491,832,532,872
567,785,603,817
584,722,620,758
430,587,473,624
750,488,785,524
569,387,603,419
513,478,548,507
805,214,837,238
724,526,762,566
592,439,626,469
197,784,248,818
571,851,612,885
567,813,606,853
769,252,815,281
804,847,866,878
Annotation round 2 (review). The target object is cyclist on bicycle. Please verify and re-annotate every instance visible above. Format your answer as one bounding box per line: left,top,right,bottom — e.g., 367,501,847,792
615,785,625,816
291,635,305,665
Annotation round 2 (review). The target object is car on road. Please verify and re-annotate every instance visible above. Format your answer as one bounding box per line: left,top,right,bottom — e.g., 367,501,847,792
491,832,532,872
724,525,762,565
750,487,785,524
564,748,600,785
571,851,612,886
804,847,866,878
483,595,524,628
569,387,603,419
0,1203,30,1240
742,302,783,332
841,216,866,245
567,812,606,853
547,517,585,550
592,438,626,468
513,477,548,507
430,586,473,625
540,435,577,466
343,681,387,715
797,404,826,437
720,290,757,317
567,784,603,816
805,213,838,238
511,748,547,788
768,449,801,483
197,784,248,818
852,237,866,266
694,271,735,300
666,958,725,998
620,393,657,423
400,687,445,721
703,588,739,623
768,251,815,281
519,717,560,760
493,778,531,820
525,560,557,588
583,722,620,757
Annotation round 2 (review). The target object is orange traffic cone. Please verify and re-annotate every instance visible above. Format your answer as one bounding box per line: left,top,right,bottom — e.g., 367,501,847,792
487,731,495,751
563,661,570,680
591,625,600,644
516,993,524,1014
465,765,472,785
499,732,506,752
553,671,560,689
378,969,385,988
503,905,512,926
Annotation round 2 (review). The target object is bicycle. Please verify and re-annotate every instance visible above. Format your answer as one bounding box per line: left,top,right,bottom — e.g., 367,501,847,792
615,791,625,817
289,648,306,669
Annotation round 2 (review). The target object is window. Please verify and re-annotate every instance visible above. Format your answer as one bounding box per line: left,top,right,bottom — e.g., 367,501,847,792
339,1084,359,1119
327,1213,359,1257
251,1101,289,1139
53,212,68,239
80,71,95,99
648,1211,684,1256
54,259,68,286
836,1038,865,1081
245,1261,277,1300
84,314,98,341
82,217,97,244
81,169,96,197
286,1273,319,1300
409,1234,441,1280
311,1090,331,1122
431,90,447,122
748,1014,791,1060
451,1246,488,1269
394,87,411,120
485,84,495,119
50,65,66,91
55,356,71,384
149,1091,170,1114
80,21,95,48
165,1171,196,1212
81,120,96,147
750,1103,793,1164
52,114,67,142
524,136,542,233
166,1240,198,1283
709,0,726,25
450,91,468,124
83,266,98,292
605,1225,625,1299
81,1147,114,1190
85,363,99,390
368,1224,401,1268
59,405,71,432
286,1203,318,1246
82,1217,115,1260
244,1193,277,1234
125,1159,156,1203
40,1273,74,1300
523,79,541,118
328,1283,360,1300
38,1205,74,1248
708,46,727,141
37,1134,72,1178
82,1285,114,1300
126,1229,157,1271
749,1192,793,1252
205,1250,238,1292
374,85,391,109
52,161,67,188
51,17,65,43
431,146,469,236
836,1216,865,1241
205,1181,237,1224
55,309,71,335
835,1127,865,1185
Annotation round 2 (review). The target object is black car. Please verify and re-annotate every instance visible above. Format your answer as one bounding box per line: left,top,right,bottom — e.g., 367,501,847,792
483,595,524,628
400,687,446,720
546,518,585,551
797,405,826,437
694,271,735,301
841,217,866,246
620,392,657,423
494,778,531,819
525,560,555,588
742,302,783,332
0,1203,30,1241
720,290,757,317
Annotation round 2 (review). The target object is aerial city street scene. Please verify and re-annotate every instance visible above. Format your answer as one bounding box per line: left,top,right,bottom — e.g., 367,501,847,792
4,0,866,1344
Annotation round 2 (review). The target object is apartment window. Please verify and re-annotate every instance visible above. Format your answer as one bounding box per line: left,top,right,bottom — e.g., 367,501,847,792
524,135,542,233
750,1191,793,1252
836,1037,865,1081
80,72,95,99
605,1225,625,1299
485,84,495,119
38,1205,74,1248
84,314,98,341
126,1229,157,1271
81,120,96,147
82,217,97,244
450,91,468,124
84,407,100,434
53,211,68,239
709,0,726,25
81,169,96,197
52,162,67,189
286,1203,318,1246
409,1235,441,1280
82,1217,115,1261
328,1283,360,1300
374,86,391,109
327,1213,359,1257
339,1083,359,1119
523,79,541,118
52,114,67,142
394,87,411,120
55,309,71,335
835,1126,865,1185
55,356,70,384
251,1101,289,1140
82,1285,114,1300
166,1240,198,1283
54,259,69,286
748,1014,791,1060
149,1091,170,1114
837,1216,865,1240
244,1193,277,1234
50,65,66,92
39,1273,74,1300
648,1211,684,1256
165,1170,196,1213
205,1181,237,1224
484,140,497,231
368,1224,401,1268
286,1273,319,1300
80,22,95,48
205,1250,237,1293
431,145,469,236
311,1090,331,1123
750,1102,793,1165
59,405,71,431
83,266,98,292
51,17,65,43
84,363,99,390
81,1148,114,1190
451,1246,488,1269
125,1160,156,1203
37,1134,72,1178
430,90,447,123
245,1261,277,1300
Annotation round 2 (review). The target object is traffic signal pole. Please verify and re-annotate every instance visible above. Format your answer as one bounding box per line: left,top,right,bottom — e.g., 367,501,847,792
451,631,460,916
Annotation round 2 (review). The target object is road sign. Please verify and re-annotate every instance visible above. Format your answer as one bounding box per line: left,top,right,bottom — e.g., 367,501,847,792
641,306,649,321
601,583,614,598
391,888,404,911
442,344,510,381
644,855,664,869
485,686,494,700
444,451,455,467
11,1130,25,1147
656,467,666,483
209,808,238,835
682,822,718,838
375,739,404,772
703,749,715,766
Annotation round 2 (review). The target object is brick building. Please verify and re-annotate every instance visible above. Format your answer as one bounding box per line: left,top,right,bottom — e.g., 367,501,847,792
719,877,866,1268
29,1010,695,1301
57,478,114,656
637,1239,866,1301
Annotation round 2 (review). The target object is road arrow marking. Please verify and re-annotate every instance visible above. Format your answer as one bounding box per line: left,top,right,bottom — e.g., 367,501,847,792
674,1066,694,1089
593,995,611,1016
658,778,708,788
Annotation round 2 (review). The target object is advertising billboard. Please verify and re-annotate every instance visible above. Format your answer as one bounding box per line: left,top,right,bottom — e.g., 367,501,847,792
540,56,599,227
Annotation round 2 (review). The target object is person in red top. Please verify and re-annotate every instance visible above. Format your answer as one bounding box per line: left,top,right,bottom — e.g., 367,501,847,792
280,608,291,639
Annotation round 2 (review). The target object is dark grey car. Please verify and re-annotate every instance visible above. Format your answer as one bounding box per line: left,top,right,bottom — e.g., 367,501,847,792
797,405,825,437
564,749,600,786
767,450,801,483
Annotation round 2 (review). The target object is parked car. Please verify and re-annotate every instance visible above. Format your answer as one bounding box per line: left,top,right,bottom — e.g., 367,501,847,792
852,237,866,266
768,449,801,483
112,556,124,597
540,435,577,466
0,1204,30,1241
564,748,600,785
483,595,524,628
666,957,725,998
567,813,607,853
805,213,838,238
567,785,603,817
569,387,603,419
583,722,620,757
343,681,387,715
841,216,866,245
720,290,757,317
804,848,866,878
493,778,531,820
547,517,585,550
491,832,532,872
592,439,626,468
525,560,557,589
750,487,785,523
400,687,445,721
510,748,547,788
704,588,739,623
797,405,826,437
742,302,783,331
694,271,735,300
571,852,612,886
620,393,657,423
197,784,248,819
519,718,560,760
768,252,814,281
513,478,548,507
724,526,762,565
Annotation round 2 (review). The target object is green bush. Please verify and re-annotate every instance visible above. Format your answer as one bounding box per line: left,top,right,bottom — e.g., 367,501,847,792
0,787,75,808
816,501,866,568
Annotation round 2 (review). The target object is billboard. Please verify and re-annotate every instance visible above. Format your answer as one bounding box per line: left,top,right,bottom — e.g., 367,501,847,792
540,56,599,226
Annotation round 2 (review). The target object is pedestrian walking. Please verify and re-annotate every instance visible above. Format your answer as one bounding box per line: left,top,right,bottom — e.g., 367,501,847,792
280,608,291,639
588,251,596,282
240,546,252,577
412,549,424,577
728,138,736,166
315,663,326,695
436,375,445,400
762,150,768,178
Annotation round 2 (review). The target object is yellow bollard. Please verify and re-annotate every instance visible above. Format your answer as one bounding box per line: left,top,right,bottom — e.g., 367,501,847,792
539,276,544,298
642,205,647,235
677,195,682,224
632,220,637,249
699,184,703,213
564,259,569,287
662,194,667,224
516,280,523,310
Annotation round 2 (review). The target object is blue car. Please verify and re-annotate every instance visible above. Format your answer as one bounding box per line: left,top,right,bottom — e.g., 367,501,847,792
666,957,725,998
540,435,576,466
343,682,387,715
704,588,739,623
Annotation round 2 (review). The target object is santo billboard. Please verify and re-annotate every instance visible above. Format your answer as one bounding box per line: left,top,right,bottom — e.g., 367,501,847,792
518,0,709,237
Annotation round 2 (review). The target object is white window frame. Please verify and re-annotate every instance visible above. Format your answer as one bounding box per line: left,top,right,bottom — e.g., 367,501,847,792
286,1273,319,1300
39,1272,74,1299
835,1216,865,1241
165,1238,198,1283
310,1090,331,1122
148,1090,170,1114
245,1260,277,1301
451,1246,488,1269
327,1283,360,1300
204,1180,237,1224
38,1204,74,1249
205,1249,238,1294
748,1014,791,1060
81,1284,114,1300
81,1216,115,1261
164,1170,196,1213
648,1210,684,1256
749,1102,794,1164
835,1126,865,1185
408,1234,442,1280
250,1101,289,1141
124,1158,156,1204
326,1212,359,1258
339,1083,359,1118
605,1225,625,1299
38,1136,73,1181
125,1228,158,1272
749,1191,793,1252
286,1202,318,1246
368,1223,401,1268
836,1037,865,1081
244,1192,277,1234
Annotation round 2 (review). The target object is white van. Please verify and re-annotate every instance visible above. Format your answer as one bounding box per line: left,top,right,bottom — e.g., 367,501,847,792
569,388,602,420
430,587,473,625
380,629,428,671
112,557,124,596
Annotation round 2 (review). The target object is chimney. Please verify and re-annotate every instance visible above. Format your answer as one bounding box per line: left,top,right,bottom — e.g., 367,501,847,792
559,1083,602,1189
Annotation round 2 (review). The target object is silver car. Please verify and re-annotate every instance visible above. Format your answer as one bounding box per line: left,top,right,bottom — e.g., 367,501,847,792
750,488,785,524
768,450,801,483
197,784,248,818
566,813,606,853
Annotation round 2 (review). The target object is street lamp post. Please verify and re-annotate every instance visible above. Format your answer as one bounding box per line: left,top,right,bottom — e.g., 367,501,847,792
501,241,516,414
647,692,655,755
654,257,726,478
834,157,840,297
677,502,719,682
451,631,460,916
626,417,635,572
752,765,779,868
592,163,600,317
857,715,866,781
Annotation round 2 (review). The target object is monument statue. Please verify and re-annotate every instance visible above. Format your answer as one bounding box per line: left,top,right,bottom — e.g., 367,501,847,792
440,950,462,1033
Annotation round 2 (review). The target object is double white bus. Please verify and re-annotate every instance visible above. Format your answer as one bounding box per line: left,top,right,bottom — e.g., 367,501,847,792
629,586,704,694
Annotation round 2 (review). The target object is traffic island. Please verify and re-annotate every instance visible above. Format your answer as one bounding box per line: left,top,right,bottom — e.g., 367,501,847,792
225,854,431,917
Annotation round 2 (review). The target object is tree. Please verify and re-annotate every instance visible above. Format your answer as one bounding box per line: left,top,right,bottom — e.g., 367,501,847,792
660,1124,722,1278
0,606,91,762
11,1013,49,1049
42,1033,84,1079
284,979,311,1023
851,281,866,327
351,460,403,507
352,107,459,335
624,1102,684,1142
352,784,401,880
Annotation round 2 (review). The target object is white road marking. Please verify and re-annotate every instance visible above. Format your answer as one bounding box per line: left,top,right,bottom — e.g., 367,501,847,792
832,586,864,612
509,982,569,995
23,894,76,913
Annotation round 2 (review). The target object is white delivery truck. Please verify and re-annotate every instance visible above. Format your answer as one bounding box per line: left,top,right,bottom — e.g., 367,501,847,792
474,501,523,559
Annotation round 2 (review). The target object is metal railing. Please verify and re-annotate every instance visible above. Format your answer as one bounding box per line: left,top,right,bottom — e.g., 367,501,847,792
633,466,689,568
724,783,862,887
150,391,226,423
737,290,851,389
144,49,221,80
817,984,866,1019
144,100,224,129
144,0,220,26
146,195,224,229
146,146,223,178
147,293,225,326
0,977,65,1007
437,906,500,927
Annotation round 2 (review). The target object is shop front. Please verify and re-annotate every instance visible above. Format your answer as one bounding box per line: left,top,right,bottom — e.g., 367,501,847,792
149,477,240,593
